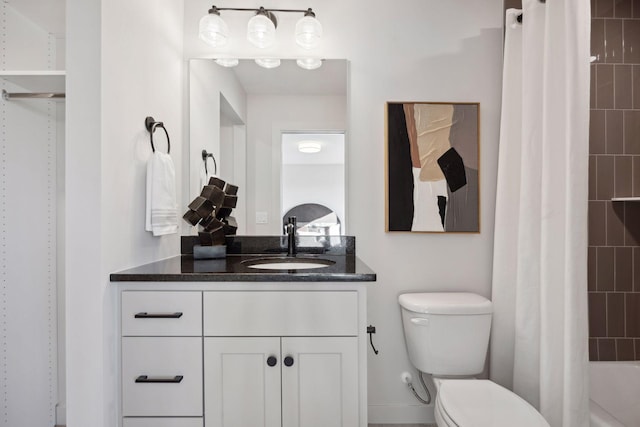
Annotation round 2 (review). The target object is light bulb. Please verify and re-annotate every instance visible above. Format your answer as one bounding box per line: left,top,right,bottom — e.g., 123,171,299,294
215,58,239,67
296,58,322,70
255,58,281,69
199,9,229,48
247,10,276,48
298,141,322,153
295,10,322,49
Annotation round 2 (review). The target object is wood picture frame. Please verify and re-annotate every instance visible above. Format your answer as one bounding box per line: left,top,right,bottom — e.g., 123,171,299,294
385,102,480,233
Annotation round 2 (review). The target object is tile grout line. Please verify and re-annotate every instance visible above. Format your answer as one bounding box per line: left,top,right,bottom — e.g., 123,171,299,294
614,246,617,292
592,64,598,110
612,43,616,105
606,293,610,346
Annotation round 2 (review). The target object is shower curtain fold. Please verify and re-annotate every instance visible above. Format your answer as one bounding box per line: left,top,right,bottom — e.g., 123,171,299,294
490,2,590,427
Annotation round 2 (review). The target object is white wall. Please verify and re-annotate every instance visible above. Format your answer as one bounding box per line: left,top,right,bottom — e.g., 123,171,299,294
185,0,503,423
66,1,185,426
66,0,102,425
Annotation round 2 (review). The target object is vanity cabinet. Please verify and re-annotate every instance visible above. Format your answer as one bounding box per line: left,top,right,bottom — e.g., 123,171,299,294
119,286,367,427
204,337,357,427
203,291,359,427
120,291,203,425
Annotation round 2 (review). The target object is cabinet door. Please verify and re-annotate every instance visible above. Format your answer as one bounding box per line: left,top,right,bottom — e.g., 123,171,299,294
204,337,281,427
281,337,359,427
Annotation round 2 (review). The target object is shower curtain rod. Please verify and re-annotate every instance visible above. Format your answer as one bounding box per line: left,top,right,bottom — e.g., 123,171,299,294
516,0,546,23
2,89,65,100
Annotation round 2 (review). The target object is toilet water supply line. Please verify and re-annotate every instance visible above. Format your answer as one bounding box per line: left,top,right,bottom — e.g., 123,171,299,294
402,370,432,405
366,324,430,403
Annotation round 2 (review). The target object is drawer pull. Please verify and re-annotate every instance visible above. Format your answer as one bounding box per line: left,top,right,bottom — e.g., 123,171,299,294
134,312,183,319
135,375,184,383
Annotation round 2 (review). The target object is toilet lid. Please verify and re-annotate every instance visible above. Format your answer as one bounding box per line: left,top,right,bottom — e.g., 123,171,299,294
436,380,550,427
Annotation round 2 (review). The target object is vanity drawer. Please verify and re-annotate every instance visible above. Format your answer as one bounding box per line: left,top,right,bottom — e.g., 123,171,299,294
122,337,203,417
123,418,202,427
121,291,202,336
203,291,358,336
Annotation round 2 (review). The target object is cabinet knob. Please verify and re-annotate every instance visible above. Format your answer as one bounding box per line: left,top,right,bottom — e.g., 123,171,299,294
284,356,294,367
267,356,278,367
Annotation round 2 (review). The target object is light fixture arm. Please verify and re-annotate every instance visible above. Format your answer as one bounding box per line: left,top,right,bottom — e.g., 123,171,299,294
211,6,314,14
207,5,318,30
209,4,317,28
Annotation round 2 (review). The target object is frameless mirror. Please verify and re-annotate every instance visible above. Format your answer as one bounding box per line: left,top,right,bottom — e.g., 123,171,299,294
188,58,348,236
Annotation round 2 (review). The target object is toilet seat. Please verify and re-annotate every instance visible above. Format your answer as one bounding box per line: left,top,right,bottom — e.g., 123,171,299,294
435,396,458,427
435,380,550,427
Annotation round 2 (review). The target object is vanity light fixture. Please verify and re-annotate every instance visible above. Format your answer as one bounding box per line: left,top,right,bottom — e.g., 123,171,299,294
215,58,239,67
295,9,323,49
298,141,322,153
255,58,281,69
199,6,323,50
199,6,230,48
247,7,277,48
296,58,322,70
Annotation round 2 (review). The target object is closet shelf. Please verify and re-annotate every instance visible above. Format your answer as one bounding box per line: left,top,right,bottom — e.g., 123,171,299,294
0,70,65,93
611,197,640,202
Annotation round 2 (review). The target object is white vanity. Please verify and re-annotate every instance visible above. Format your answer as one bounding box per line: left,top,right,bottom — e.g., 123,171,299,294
112,239,375,427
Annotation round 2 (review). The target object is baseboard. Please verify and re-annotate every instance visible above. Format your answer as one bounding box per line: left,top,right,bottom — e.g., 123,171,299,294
368,404,435,424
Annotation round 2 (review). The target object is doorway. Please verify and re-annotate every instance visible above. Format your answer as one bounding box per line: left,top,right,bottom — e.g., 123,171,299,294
280,132,345,235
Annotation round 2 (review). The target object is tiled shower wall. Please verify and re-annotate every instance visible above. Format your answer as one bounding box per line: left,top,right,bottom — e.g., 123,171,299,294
588,0,640,361
502,0,640,360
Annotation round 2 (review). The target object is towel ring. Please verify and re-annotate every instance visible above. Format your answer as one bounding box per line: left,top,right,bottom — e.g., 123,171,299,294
145,116,171,154
202,149,217,176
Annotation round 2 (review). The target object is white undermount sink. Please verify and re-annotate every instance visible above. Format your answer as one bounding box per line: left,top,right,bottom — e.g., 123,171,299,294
242,256,335,270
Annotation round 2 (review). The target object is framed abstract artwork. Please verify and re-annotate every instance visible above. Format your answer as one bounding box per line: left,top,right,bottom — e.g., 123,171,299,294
385,102,480,233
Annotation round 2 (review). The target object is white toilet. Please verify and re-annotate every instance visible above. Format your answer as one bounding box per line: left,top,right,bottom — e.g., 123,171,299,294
398,292,550,427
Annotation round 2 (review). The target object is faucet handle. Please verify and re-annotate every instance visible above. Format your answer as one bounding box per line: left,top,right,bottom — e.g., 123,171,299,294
287,216,297,227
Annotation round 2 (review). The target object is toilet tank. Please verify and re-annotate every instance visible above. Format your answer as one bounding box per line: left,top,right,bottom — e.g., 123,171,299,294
399,293,492,376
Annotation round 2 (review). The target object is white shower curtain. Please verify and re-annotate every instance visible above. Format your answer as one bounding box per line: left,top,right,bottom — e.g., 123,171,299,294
490,1,590,426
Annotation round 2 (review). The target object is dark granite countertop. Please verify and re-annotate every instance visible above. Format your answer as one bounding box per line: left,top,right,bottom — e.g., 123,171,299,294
110,254,376,282
110,236,376,282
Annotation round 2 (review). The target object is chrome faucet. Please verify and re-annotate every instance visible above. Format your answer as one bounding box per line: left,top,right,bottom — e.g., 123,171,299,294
285,216,297,256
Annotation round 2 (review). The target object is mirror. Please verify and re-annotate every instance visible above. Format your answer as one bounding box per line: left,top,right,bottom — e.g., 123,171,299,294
188,59,348,236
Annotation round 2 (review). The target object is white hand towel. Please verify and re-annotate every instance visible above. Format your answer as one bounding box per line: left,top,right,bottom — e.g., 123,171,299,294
145,151,178,236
